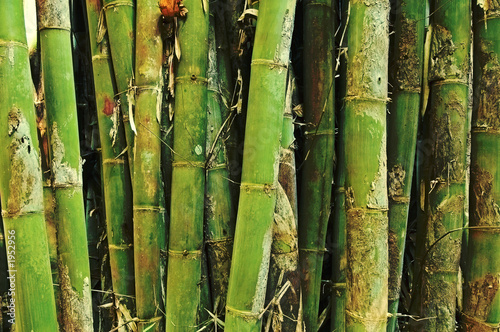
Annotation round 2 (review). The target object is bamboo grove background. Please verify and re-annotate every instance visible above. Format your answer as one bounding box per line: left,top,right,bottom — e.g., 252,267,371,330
0,0,499,331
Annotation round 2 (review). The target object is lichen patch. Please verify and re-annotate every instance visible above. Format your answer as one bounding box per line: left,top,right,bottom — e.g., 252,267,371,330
471,166,500,227
50,123,82,186
58,263,93,331
36,0,71,30
395,16,421,91
475,41,500,131
388,165,406,202
6,107,43,216
464,273,500,321
429,25,462,81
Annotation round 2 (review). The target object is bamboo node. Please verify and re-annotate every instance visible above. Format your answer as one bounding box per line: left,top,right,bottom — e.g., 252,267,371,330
390,195,410,204
175,76,209,85
240,182,276,196
460,311,500,330
343,95,390,103
345,309,388,323
207,163,227,171
226,305,260,319
304,129,335,137
0,40,28,50
168,249,202,257
251,59,288,70
432,78,469,87
103,158,126,164
172,161,205,168
331,282,346,290
304,1,332,8
102,0,134,11
133,206,166,212
299,247,327,255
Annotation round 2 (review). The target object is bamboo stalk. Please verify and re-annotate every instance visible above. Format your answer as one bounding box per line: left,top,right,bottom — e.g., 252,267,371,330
224,0,297,330
165,0,211,329
0,1,59,330
331,3,347,330
205,14,235,315
36,97,61,304
102,0,136,173
85,0,136,325
331,84,346,332
344,0,390,331
266,73,301,332
411,0,471,330
133,0,166,330
460,1,500,330
299,0,336,330
386,1,426,330
36,0,93,328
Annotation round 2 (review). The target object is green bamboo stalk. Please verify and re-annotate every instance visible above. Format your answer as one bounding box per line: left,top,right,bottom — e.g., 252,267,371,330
224,0,296,330
133,0,166,330
0,1,59,330
205,15,235,315
460,2,500,330
386,1,426,330
331,84,346,332
331,3,347,330
85,0,136,325
266,73,301,332
411,0,471,330
213,1,240,213
299,0,335,330
165,0,211,329
102,0,136,173
344,1,390,331
36,98,61,303
36,0,93,328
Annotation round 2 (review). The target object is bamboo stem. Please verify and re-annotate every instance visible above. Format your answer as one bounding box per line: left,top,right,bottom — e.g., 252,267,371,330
386,1,426,330
344,1,390,331
411,1,471,330
224,0,297,330
133,0,166,330
0,1,59,329
460,2,500,330
37,0,94,328
165,0,211,329
85,0,136,325
299,0,336,330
